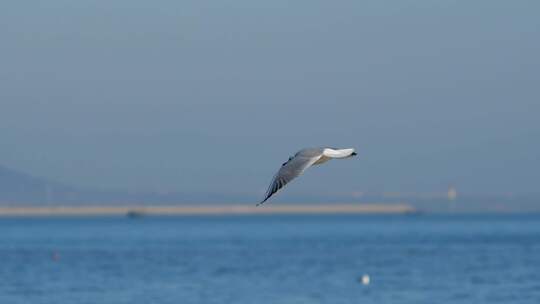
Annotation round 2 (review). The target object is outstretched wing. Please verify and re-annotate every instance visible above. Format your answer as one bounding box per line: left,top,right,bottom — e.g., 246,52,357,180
258,154,321,206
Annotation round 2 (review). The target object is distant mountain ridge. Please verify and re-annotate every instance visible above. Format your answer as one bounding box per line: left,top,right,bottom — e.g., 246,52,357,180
0,165,79,204
0,165,251,205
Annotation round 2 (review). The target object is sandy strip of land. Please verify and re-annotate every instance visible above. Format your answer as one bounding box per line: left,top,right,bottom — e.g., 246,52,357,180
0,204,415,216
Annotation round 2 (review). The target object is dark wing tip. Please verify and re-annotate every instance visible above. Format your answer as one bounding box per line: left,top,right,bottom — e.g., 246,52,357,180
257,178,285,207
256,196,269,207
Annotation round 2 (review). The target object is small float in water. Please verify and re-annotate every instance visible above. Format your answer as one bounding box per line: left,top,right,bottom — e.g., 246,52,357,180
126,210,146,218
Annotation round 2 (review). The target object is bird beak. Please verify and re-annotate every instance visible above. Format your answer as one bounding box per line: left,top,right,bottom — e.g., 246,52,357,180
351,152,357,156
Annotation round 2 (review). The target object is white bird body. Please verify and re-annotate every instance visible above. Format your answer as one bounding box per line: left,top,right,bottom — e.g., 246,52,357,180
258,147,357,206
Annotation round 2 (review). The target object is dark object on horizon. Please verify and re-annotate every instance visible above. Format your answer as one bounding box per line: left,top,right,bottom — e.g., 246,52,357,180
126,210,146,218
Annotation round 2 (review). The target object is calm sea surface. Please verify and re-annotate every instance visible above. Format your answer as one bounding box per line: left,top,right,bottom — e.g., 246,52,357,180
1,214,540,304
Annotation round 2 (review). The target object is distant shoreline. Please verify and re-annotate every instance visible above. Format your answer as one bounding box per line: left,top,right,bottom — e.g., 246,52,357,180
0,204,416,217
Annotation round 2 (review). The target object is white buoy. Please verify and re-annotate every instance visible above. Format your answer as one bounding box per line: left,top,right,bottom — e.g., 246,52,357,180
361,274,370,285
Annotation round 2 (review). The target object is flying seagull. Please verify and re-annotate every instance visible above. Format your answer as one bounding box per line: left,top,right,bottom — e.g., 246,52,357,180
257,147,357,206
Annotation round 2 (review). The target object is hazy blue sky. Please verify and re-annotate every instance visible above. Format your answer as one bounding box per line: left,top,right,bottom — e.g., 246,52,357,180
1,1,539,199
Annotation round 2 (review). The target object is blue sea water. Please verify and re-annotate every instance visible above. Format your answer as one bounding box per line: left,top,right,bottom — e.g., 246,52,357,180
1,214,540,304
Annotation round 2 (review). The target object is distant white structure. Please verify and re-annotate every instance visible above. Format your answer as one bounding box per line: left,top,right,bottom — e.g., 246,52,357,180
448,186,457,201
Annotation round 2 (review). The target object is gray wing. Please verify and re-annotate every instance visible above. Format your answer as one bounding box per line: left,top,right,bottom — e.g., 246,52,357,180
258,153,322,206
